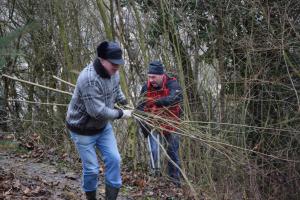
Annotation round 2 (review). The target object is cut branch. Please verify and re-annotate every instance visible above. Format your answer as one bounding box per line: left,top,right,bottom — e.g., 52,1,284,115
2,74,73,96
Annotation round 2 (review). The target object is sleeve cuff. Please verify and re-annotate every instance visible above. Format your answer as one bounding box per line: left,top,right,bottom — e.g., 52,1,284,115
118,99,128,106
116,109,123,119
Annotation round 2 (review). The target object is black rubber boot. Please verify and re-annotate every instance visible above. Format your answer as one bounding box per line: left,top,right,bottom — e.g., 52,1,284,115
85,191,97,200
105,185,119,200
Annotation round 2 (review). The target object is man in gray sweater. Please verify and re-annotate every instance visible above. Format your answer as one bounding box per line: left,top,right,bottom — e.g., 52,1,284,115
66,41,132,200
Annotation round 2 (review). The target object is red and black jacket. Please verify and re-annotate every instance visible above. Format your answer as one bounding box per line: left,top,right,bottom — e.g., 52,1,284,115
137,74,183,135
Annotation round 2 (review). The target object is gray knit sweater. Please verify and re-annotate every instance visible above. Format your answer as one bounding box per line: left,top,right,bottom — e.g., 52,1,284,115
66,59,126,135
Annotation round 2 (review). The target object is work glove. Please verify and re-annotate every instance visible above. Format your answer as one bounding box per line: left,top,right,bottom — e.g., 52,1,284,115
121,109,133,118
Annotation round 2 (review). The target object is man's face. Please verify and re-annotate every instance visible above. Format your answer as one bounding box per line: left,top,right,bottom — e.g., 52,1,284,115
148,74,163,88
101,59,120,75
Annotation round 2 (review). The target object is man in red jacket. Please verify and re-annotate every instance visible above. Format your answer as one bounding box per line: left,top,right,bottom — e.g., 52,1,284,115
137,60,183,186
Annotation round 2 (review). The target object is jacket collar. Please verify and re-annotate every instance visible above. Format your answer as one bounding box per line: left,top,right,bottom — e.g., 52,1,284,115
93,58,111,79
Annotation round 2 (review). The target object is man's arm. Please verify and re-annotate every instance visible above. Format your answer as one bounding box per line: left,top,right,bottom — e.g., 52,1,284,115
155,80,183,106
81,83,123,120
115,84,128,105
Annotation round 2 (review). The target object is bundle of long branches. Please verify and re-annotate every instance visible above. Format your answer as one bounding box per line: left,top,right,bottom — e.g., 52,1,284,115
130,102,298,163
4,73,298,164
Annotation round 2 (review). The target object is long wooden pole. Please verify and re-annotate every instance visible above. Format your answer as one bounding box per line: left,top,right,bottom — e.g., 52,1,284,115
7,99,68,106
53,75,75,87
2,74,73,96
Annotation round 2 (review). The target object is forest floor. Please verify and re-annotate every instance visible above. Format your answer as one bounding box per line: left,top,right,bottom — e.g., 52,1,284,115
0,134,189,200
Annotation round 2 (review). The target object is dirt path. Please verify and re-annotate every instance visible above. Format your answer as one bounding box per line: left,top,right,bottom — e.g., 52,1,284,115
0,134,187,200
0,151,133,200
0,152,187,200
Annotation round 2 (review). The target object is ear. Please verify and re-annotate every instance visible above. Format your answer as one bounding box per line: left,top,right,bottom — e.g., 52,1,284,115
97,41,109,58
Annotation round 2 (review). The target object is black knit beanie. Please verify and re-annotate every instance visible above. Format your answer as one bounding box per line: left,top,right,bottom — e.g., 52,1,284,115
148,60,164,75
